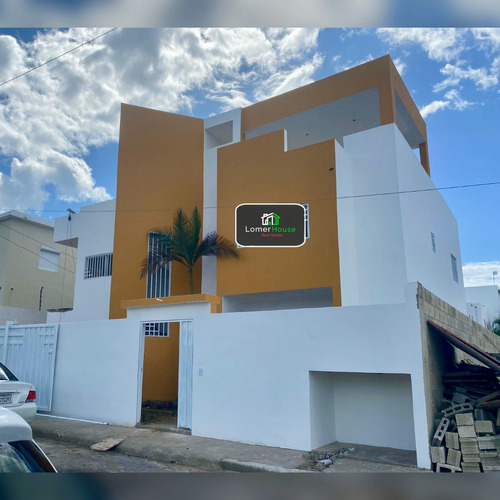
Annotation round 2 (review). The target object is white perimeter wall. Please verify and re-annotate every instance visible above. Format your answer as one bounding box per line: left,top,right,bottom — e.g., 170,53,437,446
49,317,140,426
50,199,116,322
41,285,431,468
337,124,466,312
191,283,431,469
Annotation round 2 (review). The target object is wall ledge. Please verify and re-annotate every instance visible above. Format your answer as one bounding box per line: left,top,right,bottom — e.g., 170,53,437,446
121,294,221,313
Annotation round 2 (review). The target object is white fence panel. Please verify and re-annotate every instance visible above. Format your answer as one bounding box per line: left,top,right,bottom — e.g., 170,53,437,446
0,322,59,411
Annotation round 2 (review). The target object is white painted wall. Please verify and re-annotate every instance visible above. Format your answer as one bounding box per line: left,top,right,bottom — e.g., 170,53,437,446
339,125,407,306
394,127,466,312
49,317,140,426
337,124,466,312
41,285,431,468
465,285,500,328
327,372,415,450
190,283,430,469
50,199,116,322
202,109,241,296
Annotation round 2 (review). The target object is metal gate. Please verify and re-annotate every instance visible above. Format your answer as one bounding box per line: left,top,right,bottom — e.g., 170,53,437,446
0,322,59,411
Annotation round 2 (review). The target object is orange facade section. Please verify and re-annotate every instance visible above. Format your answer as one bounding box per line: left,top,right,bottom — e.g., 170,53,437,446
242,55,429,175
109,104,204,319
217,129,341,305
142,325,180,401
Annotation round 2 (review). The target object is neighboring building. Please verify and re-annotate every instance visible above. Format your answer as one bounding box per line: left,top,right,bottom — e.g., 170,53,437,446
49,199,115,323
465,285,500,330
47,55,474,468
0,210,75,324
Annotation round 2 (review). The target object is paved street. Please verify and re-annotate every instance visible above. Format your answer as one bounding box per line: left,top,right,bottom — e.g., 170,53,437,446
36,437,209,473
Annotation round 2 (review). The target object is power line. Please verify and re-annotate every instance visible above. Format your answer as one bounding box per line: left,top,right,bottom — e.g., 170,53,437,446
1,179,499,215
0,231,75,275
0,28,118,89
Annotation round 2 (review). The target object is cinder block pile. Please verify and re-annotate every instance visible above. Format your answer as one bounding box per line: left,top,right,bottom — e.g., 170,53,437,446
431,362,500,473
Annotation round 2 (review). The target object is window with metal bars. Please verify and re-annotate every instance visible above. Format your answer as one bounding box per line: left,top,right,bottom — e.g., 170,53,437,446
84,253,113,279
146,232,171,299
142,321,169,337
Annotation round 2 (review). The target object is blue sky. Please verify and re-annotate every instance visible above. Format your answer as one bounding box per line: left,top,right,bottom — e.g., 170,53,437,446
0,28,498,284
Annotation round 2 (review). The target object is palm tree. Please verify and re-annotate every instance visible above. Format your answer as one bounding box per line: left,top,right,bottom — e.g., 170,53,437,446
140,207,239,294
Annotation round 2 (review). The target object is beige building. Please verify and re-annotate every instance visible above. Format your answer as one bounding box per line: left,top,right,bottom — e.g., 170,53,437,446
0,211,76,323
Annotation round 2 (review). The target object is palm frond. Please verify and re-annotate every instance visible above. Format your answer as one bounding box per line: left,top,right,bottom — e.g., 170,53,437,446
195,232,239,260
186,207,202,266
171,208,190,261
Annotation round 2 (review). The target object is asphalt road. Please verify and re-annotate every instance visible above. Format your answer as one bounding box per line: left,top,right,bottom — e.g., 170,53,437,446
35,437,210,473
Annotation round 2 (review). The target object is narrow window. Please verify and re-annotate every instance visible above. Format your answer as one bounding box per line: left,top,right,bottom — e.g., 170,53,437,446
39,246,61,272
451,254,458,283
431,232,436,253
142,321,169,337
302,203,310,239
84,253,113,279
146,232,171,299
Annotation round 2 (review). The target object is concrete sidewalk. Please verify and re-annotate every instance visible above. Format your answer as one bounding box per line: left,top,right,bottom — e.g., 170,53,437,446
31,415,424,473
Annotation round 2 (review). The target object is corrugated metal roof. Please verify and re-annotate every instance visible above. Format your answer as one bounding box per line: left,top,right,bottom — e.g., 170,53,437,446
427,320,500,374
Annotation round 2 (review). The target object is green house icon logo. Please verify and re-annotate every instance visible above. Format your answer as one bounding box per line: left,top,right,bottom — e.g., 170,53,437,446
261,213,280,226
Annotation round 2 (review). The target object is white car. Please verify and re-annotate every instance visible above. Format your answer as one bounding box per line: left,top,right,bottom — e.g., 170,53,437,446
0,363,37,423
0,407,56,472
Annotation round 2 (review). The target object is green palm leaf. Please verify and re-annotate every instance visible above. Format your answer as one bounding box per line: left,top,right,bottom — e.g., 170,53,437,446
140,207,238,293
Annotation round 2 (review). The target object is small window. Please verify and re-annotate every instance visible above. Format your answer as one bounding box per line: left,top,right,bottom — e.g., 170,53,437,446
39,246,60,272
142,321,169,337
431,232,436,253
302,203,310,239
84,253,113,279
451,254,458,283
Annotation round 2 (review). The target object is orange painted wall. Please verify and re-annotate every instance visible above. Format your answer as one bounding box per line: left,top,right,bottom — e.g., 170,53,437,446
217,129,341,305
109,104,204,319
242,55,429,174
142,323,179,402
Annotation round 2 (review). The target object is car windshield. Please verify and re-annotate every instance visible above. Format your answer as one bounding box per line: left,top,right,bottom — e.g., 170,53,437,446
0,441,55,473
0,364,17,381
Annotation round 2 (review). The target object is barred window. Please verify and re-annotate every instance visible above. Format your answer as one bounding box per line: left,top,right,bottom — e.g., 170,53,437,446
84,253,113,279
431,232,436,253
147,232,171,299
143,321,169,337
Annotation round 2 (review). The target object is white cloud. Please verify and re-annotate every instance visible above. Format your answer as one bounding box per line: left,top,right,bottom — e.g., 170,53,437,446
377,28,466,62
463,261,500,287
434,63,499,92
420,89,473,118
334,53,374,73
0,28,321,211
420,99,450,118
393,57,406,76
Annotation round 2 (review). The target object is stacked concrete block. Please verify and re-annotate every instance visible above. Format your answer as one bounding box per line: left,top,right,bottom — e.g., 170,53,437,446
445,432,459,450
432,417,450,446
431,446,446,464
446,448,462,468
432,405,500,472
